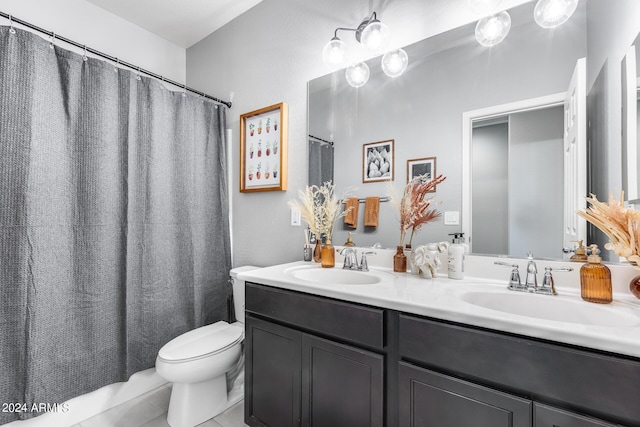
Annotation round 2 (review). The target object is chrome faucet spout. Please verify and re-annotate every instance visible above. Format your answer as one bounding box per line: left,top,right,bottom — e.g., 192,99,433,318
339,247,359,270
525,251,537,291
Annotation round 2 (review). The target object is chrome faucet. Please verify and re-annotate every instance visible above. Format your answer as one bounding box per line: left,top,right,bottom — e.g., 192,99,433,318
496,254,573,296
525,251,538,292
340,247,359,270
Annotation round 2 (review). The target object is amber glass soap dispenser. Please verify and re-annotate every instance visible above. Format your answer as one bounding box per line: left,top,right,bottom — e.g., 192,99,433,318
580,244,612,304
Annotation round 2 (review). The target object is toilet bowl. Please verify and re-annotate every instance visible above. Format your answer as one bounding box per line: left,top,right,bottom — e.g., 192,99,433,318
155,265,258,427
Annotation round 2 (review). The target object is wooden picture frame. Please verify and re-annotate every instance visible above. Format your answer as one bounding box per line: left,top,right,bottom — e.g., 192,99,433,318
240,102,288,192
407,157,437,190
363,139,394,183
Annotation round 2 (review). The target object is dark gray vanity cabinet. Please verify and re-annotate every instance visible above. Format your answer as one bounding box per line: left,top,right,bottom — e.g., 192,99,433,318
245,281,640,427
399,314,640,427
244,282,385,427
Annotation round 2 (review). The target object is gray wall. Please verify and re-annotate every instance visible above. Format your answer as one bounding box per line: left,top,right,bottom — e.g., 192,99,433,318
186,0,640,267
186,0,531,267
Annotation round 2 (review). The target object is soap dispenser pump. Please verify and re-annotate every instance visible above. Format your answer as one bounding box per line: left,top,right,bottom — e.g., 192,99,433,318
579,244,612,304
570,240,588,262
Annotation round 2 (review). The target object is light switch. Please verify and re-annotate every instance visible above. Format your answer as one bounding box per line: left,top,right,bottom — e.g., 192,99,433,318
290,207,301,226
444,211,460,225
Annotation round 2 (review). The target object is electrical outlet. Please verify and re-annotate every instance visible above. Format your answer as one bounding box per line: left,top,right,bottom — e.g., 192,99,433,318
444,211,460,225
290,207,301,226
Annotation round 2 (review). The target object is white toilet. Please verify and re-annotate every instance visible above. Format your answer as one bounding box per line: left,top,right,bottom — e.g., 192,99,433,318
155,266,257,427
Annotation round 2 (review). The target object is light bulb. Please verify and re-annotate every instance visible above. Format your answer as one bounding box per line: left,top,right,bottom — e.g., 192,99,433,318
475,11,511,47
360,20,390,53
534,0,579,28
381,49,408,78
322,37,347,66
345,62,370,88
467,0,503,16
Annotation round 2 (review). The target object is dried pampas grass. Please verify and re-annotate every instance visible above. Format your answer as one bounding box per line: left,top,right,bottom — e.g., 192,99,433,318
389,174,447,247
577,193,640,267
288,182,355,242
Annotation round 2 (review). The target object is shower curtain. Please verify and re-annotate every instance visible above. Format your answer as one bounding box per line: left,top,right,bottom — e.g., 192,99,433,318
0,27,231,423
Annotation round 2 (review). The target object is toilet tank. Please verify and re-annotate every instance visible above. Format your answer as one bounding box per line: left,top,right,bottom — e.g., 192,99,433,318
230,266,259,323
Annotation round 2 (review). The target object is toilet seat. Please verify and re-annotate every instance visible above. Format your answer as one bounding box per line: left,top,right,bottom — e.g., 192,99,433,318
158,321,243,364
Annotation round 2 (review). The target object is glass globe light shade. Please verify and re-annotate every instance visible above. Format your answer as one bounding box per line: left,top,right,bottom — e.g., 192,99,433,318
534,0,579,28
475,11,511,47
467,0,503,16
345,62,370,88
381,49,408,78
322,37,347,66
360,19,391,53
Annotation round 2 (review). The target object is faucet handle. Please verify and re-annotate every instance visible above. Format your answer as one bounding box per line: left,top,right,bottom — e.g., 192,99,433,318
539,266,573,295
360,251,376,271
494,261,523,290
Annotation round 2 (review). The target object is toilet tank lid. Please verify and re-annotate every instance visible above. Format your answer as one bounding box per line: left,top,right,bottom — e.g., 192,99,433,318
158,321,243,362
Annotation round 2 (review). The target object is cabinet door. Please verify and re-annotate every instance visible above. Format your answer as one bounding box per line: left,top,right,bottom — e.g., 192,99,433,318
302,333,384,427
534,403,617,427
245,315,302,427
399,362,532,427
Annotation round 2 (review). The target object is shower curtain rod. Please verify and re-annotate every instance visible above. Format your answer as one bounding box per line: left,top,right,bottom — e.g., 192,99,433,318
309,134,334,145
0,11,233,108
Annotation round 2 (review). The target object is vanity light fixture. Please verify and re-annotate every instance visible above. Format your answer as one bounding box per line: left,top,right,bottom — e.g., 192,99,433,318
322,12,391,68
323,11,407,87
533,0,579,29
475,11,512,47
345,62,371,88
381,48,409,78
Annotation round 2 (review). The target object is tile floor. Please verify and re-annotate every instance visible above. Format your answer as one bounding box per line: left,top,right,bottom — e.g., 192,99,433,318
71,384,247,427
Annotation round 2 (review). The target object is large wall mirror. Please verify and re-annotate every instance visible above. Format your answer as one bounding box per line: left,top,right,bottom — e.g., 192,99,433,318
308,0,640,260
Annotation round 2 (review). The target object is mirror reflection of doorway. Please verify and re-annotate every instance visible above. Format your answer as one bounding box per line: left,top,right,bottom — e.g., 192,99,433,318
471,106,564,258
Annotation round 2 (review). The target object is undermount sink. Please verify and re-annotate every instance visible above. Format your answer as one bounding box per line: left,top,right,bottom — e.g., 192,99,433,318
459,288,640,327
285,265,395,285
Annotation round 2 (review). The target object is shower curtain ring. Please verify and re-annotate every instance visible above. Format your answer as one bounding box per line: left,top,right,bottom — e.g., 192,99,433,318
136,67,141,81
182,84,187,97
49,33,55,49
82,45,88,61
8,15,16,34
114,58,119,72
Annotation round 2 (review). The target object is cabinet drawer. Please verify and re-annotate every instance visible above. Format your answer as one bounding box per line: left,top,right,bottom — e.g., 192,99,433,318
246,282,384,349
399,314,640,426
534,403,617,427
399,362,531,427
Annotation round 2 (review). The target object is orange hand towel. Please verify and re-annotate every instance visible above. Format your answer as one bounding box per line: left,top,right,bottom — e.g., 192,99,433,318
364,197,380,227
344,197,359,228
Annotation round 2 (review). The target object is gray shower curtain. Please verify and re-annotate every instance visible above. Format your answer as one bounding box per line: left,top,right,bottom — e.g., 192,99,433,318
0,27,231,423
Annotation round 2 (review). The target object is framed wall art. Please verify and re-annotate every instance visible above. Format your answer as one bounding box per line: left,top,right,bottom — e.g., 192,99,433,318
240,102,288,192
407,157,437,189
363,139,394,183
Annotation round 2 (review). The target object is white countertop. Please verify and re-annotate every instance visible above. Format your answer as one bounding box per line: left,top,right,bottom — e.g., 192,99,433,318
238,260,640,359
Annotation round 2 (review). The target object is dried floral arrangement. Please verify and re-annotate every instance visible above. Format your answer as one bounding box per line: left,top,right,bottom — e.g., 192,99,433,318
577,193,640,267
288,181,355,242
389,174,447,247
